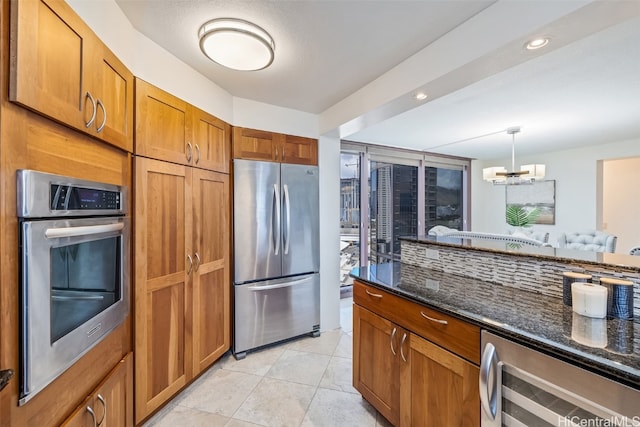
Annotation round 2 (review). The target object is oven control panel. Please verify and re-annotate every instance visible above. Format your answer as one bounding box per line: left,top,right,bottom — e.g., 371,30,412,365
51,185,121,211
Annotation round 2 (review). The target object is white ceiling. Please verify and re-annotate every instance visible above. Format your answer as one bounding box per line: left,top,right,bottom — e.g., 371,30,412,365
115,0,640,160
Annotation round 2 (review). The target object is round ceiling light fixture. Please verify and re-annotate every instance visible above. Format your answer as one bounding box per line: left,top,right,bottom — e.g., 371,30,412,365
198,18,275,71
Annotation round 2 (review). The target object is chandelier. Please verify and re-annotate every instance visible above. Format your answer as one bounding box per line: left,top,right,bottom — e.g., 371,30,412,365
482,127,545,185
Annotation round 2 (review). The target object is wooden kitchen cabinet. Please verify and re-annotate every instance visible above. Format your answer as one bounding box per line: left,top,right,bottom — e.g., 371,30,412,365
353,280,480,426
192,108,232,173
61,353,134,427
135,79,231,173
232,127,318,165
134,157,230,423
353,304,403,426
10,0,133,152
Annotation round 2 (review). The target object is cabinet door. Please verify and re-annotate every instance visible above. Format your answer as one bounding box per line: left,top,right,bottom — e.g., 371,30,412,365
134,157,193,423
60,354,133,427
353,305,401,426
403,334,479,427
94,354,134,427
91,46,134,152
10,0,91,131
281,135,318,165
232,127,281,162
191,107,231,173
135,79,191,165
192,169,231,374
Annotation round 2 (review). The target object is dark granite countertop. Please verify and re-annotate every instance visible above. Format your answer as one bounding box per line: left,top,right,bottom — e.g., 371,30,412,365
351,262,640,390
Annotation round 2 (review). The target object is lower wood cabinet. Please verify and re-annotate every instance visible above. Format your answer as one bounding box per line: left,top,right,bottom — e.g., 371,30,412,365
61,353,133,427
353,281,480,426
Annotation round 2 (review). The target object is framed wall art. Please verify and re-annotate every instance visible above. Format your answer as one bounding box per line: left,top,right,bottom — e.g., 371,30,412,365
505,180,555,225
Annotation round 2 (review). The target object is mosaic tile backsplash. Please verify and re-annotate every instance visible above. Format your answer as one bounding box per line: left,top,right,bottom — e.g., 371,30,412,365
401,240,640,318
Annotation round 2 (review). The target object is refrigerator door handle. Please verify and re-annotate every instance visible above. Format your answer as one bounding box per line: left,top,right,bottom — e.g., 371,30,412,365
272,184,281,255
283,184,291,254
247,277,311,291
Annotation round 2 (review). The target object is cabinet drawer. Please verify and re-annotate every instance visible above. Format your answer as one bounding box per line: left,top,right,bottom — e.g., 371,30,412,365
354,281,480,364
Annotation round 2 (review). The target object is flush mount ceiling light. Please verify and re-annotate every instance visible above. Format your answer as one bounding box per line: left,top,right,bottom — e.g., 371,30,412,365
483,127,546,185
198,18,275,71
525,37,550,50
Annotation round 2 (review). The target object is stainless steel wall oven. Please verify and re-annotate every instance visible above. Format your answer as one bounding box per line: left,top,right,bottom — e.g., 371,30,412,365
17,170,130,405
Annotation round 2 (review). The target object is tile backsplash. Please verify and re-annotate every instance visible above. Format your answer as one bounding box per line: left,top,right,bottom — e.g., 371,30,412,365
401,240,640,318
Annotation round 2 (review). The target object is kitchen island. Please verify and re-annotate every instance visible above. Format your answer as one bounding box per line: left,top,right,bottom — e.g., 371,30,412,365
351,261,640,388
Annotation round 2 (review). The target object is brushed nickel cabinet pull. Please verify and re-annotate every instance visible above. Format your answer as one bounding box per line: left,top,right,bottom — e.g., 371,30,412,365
195,143,201,164
96,99,106,133
420,311,448,325
87,405,98,427
390,327,397,356
187,254,194,275
186,142,193,162
400,333,407,362
365,289,383,299
194,252,201,272
0,369,13,391
85,91,96,128
96,394,106,427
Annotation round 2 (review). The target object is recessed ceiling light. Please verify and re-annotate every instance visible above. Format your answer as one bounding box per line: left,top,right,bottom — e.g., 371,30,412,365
198,18,275,71
525,37,550,50
414,92,428,101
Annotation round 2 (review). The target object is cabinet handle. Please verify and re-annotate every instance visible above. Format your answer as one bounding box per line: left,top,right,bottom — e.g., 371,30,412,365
194,252,201,272
365,289,383,299
85,91,97,128
420,311,448,325
275,146,278,160
400,333,407,362
187,254,193,275
186,142,193,162
195,144,201,164
480,343,499,420
0,369,14,391
96,99,106,133
390,327,397,356
282,147,285,161
96,394,106,427
87,405,98,427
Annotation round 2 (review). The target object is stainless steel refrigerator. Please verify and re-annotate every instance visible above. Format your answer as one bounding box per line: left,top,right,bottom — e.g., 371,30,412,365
233,159,320,358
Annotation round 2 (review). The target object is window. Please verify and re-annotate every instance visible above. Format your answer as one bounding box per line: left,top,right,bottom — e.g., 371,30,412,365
341,141,470,272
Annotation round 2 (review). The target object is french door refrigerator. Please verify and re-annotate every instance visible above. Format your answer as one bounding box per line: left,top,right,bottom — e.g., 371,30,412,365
233,159,320,358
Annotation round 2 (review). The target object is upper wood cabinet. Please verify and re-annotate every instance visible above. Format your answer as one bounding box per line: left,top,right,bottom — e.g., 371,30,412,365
192,108,231,173
61,353,134,427
9,0,133,152
233,127,318,165
134,157,230,423
135,79,231,173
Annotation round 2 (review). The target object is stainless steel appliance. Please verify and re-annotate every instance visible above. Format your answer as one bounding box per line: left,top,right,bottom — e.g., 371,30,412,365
17,170,129,405
480,330,640,426
233,159,320,358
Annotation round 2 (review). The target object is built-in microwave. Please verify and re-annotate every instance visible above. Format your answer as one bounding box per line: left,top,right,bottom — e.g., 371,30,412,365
17,170,130,405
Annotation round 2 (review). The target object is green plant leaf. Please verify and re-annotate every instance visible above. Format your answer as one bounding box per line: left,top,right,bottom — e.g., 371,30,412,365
506,204,541,227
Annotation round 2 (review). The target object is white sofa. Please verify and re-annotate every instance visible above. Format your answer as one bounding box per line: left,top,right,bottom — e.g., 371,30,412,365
427,226,546,247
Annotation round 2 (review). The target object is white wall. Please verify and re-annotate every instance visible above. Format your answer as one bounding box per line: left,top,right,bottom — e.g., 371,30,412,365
318,135,342,330
472,137,640,249
603,157,640,254
66,0,341,331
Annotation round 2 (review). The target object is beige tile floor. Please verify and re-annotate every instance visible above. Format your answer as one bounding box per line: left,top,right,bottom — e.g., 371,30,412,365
143,297,392,427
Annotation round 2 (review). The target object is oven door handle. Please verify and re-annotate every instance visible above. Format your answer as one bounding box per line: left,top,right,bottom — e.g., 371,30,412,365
45,223,124,239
